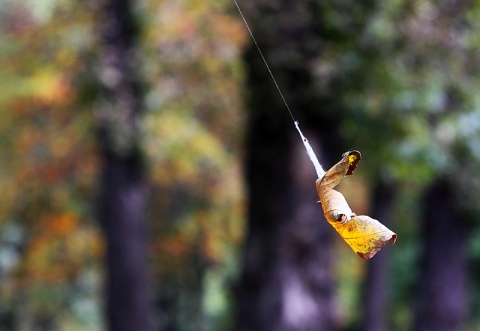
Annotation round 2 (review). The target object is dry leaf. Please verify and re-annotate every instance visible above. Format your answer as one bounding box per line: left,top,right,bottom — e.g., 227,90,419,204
318,150,361,191
316,150,396,259
327,215,397,259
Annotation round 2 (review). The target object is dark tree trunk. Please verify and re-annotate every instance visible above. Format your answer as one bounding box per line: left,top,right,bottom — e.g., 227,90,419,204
234,1,343,330
359,178,396,331
412,179,469,331
99,152,153,331
235,107,339,331
97,0,153,330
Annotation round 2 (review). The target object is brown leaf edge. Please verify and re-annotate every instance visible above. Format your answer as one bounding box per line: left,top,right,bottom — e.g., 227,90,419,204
356,233,397,260
343,150,362,176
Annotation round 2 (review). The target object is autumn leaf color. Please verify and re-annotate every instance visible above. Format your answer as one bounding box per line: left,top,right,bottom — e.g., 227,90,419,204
317,151,396,259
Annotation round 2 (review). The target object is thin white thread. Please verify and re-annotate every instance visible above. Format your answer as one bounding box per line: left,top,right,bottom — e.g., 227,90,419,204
233,0,295,122
234,0,325,178
295,121,325,178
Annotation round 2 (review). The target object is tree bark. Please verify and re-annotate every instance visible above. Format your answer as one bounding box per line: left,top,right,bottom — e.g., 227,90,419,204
234,1,343,330
99,151,152,331
235,109,338,331
97,0,153,330
412,179,469,331
359,178,396,331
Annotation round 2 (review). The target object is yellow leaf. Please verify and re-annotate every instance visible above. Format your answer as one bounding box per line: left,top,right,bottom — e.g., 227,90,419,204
327,214,397,260
317,150,396,259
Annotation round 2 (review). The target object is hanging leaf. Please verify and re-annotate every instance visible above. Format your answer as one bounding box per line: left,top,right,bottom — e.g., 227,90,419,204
316,150,396,259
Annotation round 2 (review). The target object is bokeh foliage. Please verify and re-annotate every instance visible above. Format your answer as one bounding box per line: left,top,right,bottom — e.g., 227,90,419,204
0,0,245,329
2,0,480,330
308,0,480,328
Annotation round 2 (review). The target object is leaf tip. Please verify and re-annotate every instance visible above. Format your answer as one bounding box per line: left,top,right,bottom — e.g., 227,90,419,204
356,233,397,260
343,150,361,175
356,252,370,260
391,233,397,245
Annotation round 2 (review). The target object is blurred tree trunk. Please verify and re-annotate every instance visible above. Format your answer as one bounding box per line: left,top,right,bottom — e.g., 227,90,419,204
234,1,343,330
412,179,469,331
97,0,153,330
235,111,339,331
359,178,396,331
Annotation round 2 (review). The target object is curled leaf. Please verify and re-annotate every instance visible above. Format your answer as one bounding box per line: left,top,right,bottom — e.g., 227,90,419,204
344,150,361,175
319,187,353,224
316,150,396,260
318,150,361,191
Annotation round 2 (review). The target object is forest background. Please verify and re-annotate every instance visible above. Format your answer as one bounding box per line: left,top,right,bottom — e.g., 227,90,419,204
2,0,480,330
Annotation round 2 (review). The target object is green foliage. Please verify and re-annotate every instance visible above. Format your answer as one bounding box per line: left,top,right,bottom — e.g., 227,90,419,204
4,0,480,329
0,0,246,328
0,1,102,329
307,0,480,329
140,1,246,328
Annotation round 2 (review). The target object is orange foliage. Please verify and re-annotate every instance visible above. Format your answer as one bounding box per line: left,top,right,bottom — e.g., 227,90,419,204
18,212,101,285
45,213,78,237
0,3,99,293
34,74,73,106
155,235,190,258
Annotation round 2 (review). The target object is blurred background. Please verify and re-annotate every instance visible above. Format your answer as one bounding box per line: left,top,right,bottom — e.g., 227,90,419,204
1,0,480,330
